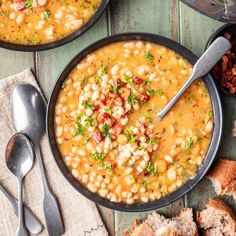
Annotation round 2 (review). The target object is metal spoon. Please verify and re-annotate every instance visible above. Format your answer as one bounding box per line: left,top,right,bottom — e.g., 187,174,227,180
0,183,43,235
5,133,34,236
157,37,231,120
11,84,64,236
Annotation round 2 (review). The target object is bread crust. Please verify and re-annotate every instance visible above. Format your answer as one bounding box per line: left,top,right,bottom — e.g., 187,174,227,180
124,221,156,236
197,198,236,236
206,198,236,222
207,159,236,200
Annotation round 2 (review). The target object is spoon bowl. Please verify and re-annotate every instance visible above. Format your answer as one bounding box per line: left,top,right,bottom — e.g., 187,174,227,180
11,84,46,142
5,133,34,236
5,133,34,179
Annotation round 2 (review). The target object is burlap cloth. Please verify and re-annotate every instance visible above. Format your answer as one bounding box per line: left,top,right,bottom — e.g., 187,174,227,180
0,69,108,236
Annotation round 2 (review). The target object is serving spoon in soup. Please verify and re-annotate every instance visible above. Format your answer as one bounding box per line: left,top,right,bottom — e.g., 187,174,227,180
157,37,230,120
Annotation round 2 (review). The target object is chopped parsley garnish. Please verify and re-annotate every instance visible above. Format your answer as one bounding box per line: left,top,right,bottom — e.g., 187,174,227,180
85,117,95,127
147,89,155,96
121,75,133,85
105,163,113,172
148,138,157,145
142,180,147,188
185,137,193,153
156,89,163,96
128,95,138,105
196,136,202,144
104,107,113,115
91,153,106,161
80,77,89,87
73,117,86,136
124,128,136,143
100,123,109,137
95,75,101,83
113,84,121,94
146,50,154,61
101,66,107,75
61,81,67,89
0,11,4,17
42,10,51,21
84,99,94,109
144,114,152,122
145,80,151,86
145,161,158,175
25,0,33,9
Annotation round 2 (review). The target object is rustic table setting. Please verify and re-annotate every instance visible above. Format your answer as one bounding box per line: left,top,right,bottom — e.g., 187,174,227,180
0,0,235,235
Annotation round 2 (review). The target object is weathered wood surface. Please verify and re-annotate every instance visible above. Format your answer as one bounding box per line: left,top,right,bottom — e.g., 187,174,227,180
1,0,235,235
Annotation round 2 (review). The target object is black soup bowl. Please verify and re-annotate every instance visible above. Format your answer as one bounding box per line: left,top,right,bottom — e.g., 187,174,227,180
0,0,109,52
47,33,223,212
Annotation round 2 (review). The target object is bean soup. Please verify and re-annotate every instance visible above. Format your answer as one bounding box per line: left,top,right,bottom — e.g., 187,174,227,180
0,0,102,45
54,41,214,204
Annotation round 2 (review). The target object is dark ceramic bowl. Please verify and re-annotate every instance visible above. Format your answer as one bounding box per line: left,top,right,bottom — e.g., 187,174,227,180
206,24,236,97
0,0,109,52
47,33,223,212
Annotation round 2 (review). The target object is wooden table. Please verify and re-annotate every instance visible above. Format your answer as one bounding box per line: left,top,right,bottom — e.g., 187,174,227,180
1,1,235,235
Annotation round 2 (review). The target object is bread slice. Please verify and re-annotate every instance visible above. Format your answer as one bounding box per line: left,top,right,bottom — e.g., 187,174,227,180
197,198,236,236
207,159,236,201
124,208,198,236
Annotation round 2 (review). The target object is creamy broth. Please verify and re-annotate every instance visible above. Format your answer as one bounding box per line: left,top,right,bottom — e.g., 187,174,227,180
54,41,213,204
0,0,102,45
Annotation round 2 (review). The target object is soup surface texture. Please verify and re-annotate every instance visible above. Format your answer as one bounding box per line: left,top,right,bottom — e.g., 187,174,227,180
54,41,213,204
0,0,101,45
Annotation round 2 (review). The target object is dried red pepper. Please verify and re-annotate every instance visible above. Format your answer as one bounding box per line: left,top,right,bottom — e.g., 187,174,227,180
212,32,236,94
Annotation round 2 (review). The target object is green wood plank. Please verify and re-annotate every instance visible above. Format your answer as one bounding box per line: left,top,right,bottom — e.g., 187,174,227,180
0,49,34,78
109,1,185,235
110,0,179,40
179,2,224,57
35,12,115,236
179,2,236,212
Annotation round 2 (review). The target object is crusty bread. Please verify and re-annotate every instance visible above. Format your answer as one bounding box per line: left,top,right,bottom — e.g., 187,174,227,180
197,198,236,236
207,159,236,201
124,220,156,236
124,208,198,236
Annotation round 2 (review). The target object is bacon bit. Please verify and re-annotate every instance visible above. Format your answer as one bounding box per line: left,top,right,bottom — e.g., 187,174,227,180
212,32,236,94
114,97,124,106
94,104,101,111
139,94,151,103
14,0,25,10
133,76,144,85
110,124,123,137
101,98,108,105
117,79,126,87
91,130,103,143
99,113,115,126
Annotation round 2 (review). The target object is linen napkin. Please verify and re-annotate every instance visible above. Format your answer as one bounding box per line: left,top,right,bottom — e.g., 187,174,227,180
0,69,108,236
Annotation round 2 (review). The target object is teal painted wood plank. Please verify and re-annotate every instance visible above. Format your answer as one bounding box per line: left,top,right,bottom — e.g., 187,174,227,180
110,0,179,41
0,49,34,79
179,2,224,56
179,1,236,212
109,1,185,235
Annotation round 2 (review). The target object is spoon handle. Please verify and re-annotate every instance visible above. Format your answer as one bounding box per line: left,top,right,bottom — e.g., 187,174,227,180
35,143,64,236
16,178,28,236
0,183,43,235
157,37,230,120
